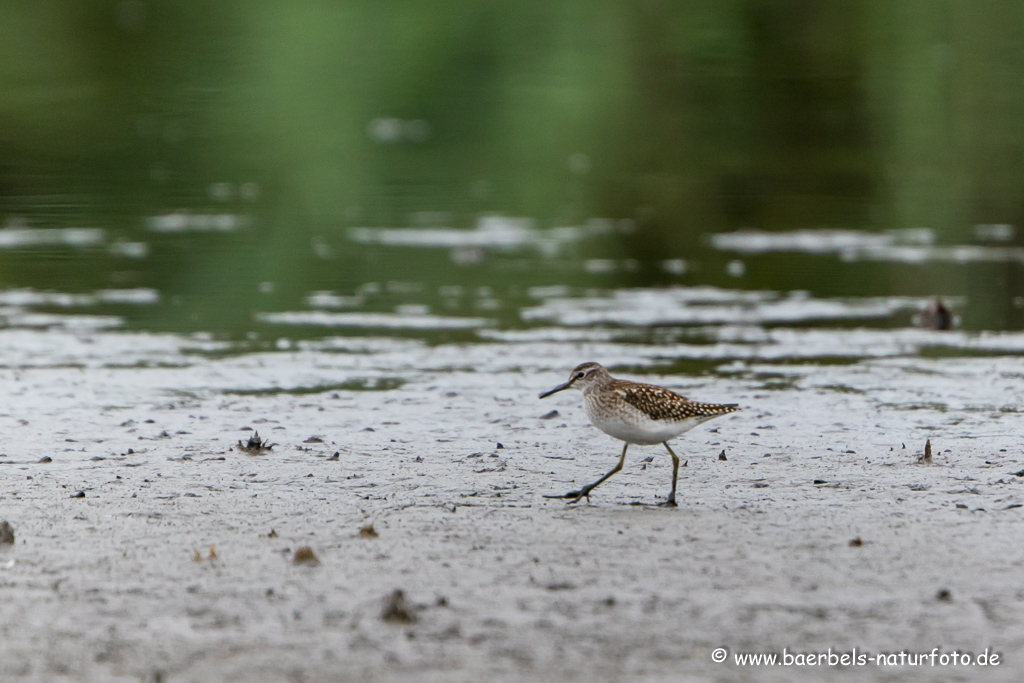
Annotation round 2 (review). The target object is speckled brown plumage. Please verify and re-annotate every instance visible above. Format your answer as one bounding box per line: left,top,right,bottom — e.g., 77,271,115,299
539,361,741,506
611,380,739,422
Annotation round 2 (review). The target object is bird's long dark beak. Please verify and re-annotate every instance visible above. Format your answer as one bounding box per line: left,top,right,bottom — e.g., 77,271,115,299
539,381,572,399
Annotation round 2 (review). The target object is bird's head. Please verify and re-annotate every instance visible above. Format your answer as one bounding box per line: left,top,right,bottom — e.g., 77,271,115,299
538,362,610,398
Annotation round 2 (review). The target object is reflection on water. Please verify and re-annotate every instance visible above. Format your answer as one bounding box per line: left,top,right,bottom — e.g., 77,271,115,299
2,2,1024,363
712,228,1024,265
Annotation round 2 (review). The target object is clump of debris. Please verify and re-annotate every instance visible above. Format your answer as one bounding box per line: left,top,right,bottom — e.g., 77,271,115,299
916,439,932,465
237,431,276,454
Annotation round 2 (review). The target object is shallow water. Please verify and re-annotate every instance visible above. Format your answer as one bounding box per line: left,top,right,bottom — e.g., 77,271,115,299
1,220,1023,373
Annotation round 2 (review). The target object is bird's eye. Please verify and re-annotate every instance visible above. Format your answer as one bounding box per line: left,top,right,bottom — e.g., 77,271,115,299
576,372,585,379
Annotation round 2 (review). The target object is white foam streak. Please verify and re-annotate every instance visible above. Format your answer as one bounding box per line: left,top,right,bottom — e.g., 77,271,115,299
256,311,491,330
521,288,922,326
0,228,105,248
711,228,1024,264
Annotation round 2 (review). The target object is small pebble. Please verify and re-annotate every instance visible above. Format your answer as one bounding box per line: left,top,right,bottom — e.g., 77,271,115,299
381,589,415,623
0,521,14,545
293,546,320,566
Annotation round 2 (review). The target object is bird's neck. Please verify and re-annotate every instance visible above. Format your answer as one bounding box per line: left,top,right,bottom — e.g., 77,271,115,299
582,372,614,395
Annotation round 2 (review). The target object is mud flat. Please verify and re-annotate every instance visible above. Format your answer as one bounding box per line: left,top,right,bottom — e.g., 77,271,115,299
1,327,1024,682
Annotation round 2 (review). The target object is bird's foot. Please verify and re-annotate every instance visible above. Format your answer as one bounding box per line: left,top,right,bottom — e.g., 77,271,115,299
543,489,590,504
656,496,678,508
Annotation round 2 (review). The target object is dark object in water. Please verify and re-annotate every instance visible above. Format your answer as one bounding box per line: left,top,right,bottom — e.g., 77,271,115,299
917,298,953,331
0,520,13,544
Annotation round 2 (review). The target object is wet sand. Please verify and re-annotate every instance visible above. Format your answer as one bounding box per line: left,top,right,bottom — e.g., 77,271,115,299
1,328,1024,681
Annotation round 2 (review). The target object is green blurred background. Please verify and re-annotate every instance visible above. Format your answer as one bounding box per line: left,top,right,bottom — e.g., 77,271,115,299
2,0,1024,336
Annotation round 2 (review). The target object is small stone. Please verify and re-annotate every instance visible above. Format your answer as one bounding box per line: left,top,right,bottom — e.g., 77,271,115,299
936,588,952,602
327,452,339,461
0,521,14,545
381,589,415,623
718,450,727,461
849,537,863,547
267,529,278,538
496,443,504,449
292,546,319,566
38,456,52,463
540,410,559,420
359,524,379,539
303,436,324,443
71,491,85,499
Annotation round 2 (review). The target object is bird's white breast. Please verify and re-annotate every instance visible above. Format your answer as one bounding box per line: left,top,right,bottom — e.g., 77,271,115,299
582,392,712,445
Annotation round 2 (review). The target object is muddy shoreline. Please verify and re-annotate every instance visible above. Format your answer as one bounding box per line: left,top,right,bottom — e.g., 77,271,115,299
1,328,1023,681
